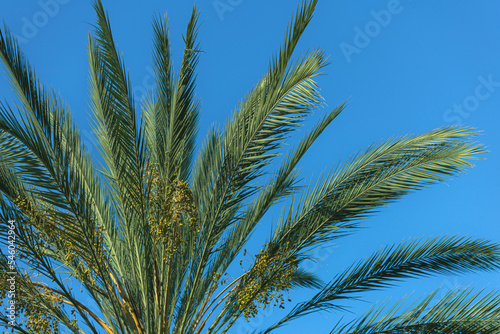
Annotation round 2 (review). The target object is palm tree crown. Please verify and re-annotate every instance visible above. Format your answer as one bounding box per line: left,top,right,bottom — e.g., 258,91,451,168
1,0,499,333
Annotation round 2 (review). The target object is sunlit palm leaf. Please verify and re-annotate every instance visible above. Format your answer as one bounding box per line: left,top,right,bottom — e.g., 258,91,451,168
262,236,500,332
330,288,500,333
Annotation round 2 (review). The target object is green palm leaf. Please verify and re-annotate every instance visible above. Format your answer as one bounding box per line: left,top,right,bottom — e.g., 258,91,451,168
330,287,500,333
261,236,500,332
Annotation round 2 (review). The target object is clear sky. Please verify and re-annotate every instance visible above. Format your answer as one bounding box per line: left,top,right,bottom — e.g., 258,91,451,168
1,1,499,333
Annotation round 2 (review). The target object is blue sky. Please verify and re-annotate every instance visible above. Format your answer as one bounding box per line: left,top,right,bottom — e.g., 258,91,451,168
1,1,499,333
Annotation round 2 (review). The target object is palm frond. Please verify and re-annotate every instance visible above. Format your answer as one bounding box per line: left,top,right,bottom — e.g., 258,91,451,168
272,126,485,254
330,287,500,334
183,1,323,331
88,0,145,212
0,22,118,273
261,236,500,332
146,7,200,182
1,18,134,334
87,2,154,330
201,102,346,307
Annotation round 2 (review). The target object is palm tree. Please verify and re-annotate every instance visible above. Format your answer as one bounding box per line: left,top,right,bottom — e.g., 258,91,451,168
0,0,499,333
